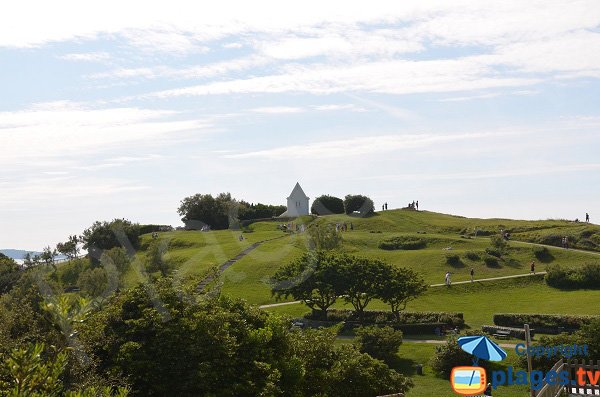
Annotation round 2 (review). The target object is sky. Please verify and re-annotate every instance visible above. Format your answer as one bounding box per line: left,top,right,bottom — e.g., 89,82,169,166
2,0,600,250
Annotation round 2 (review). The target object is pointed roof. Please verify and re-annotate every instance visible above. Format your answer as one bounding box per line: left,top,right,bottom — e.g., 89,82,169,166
287,182,309,199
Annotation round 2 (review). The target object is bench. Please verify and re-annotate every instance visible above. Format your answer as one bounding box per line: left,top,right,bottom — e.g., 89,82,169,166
493,329,511,339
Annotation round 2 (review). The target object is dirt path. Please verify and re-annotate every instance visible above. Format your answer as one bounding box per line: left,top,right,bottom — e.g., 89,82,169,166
196,234,288,292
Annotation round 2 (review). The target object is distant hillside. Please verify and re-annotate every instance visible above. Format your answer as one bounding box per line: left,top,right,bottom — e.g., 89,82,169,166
0,249,41,260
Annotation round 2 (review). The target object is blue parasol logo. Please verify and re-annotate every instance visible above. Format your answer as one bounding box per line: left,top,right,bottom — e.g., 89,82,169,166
458,335,507,366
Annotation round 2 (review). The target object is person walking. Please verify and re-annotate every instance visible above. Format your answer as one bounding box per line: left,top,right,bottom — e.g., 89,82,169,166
470,268,474,283
586,213,590,223
416,200,419,211
530,261,535,274
445,271,452,286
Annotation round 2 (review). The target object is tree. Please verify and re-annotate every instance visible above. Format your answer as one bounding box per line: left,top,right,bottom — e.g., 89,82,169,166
78,268,108,297
307,223,343,250
100,247,130,274
377,267,428,320
81,219,140,262
78,278,411,397
490,234,508,252
57,235,81,260
354,325,404,362
271,251,343,319
145,240,170,276
339,256,389,322
40,246,57,272
0,254,21,295
311,195,345,215
237,201,286,220
343,194,375,216
177,193,232,230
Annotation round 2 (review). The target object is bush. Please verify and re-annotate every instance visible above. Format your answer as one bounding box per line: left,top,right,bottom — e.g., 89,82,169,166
311,195,345,215
490,235,508,251
445,254,462,267
431,333,490,376
483,255,500,268
532,246,553,262
465,251,481,261
485,247,503,258
378,237,427,250
354,326,403,361
77,268,108,297
307,309,464,327
343,194,375,216
493,313,600,332
481,325,532,340
545,264,600,289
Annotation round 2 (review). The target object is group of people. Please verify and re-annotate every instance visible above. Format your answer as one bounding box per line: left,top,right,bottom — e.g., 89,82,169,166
278,222,306,233
335,222,353,232
407,200,419,210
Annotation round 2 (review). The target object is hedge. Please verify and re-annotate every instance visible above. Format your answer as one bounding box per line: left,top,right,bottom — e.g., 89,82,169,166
545,264,600,289
378,237,427,250
305,309,464,327
493,313,600,333
482,325,533,340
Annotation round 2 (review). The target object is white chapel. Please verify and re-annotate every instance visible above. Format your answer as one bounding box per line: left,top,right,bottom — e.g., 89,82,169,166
278,182,310,217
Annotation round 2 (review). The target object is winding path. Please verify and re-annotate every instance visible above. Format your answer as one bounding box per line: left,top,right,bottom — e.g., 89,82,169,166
196,234,288,292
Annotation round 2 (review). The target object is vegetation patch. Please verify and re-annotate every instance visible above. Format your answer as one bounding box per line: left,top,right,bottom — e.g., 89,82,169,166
493,313,600,332
545,263,600,289
379,236,427,250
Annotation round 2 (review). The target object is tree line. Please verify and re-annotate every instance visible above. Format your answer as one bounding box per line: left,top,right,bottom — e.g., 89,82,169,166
271,251,428,321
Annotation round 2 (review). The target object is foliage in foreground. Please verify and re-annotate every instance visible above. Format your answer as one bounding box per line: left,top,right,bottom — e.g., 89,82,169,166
78,278,412,397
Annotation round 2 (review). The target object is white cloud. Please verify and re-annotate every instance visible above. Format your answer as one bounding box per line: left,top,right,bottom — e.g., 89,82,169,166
249,106,304,114
0,101,212,165
144,56,540,98
224,132,504,160
60,51,111,62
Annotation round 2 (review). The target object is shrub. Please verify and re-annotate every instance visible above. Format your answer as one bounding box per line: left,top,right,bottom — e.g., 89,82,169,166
445,254,462,267
483,255,500,268
485,247,503,258
482,325,532,340
431,333,490,376
354,326,403,361
311,195,345,215
545,264,600,289
77,268,108,297
493,313,600,332
532,246,553,262
307,309,464,327
343,194,375,216
378,237,427,250
465,251,481,261
490,235,508,251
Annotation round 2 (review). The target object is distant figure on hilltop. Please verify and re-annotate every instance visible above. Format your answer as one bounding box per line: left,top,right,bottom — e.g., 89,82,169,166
385,202,388,210
586,213,590,223
416,200,419,210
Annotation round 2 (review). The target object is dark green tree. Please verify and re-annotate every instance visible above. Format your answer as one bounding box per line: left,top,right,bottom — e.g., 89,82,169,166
78,268,109,297
177,193,233,230
377,267,428,320
343,194,375,216
271,251,344,319
0,254,21,295
339,256,389,322
311,195,345,215
81,219,140,262
57,235,81,260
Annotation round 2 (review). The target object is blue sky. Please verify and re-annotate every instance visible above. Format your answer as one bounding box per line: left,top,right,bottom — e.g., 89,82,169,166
2,0,600,250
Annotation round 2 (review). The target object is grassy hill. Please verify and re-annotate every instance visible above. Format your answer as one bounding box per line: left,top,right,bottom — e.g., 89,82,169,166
128,209,600,299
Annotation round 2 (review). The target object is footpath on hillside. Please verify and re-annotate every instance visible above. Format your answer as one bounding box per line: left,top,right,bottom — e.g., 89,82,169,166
196,234,288,292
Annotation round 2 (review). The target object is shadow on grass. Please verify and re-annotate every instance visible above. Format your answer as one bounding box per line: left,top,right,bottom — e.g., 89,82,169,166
387,356,418,376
